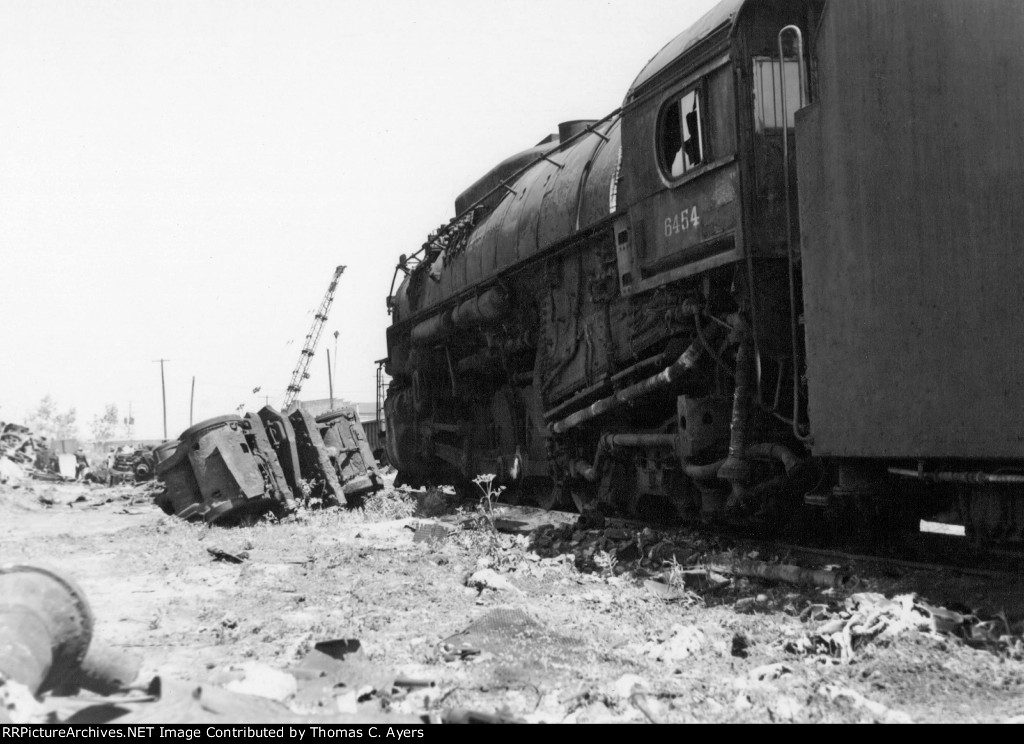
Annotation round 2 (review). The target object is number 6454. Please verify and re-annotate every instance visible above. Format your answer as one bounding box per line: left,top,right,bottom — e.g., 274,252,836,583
665,207,700,237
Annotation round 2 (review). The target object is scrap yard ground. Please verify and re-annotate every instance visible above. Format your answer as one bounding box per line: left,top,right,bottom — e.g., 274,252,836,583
2,478,1024,724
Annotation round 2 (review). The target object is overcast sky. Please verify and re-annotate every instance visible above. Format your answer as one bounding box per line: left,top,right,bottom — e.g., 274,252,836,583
0,0,720,440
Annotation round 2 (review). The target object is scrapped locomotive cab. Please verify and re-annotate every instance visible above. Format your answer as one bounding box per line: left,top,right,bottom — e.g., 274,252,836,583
384,0,1024,548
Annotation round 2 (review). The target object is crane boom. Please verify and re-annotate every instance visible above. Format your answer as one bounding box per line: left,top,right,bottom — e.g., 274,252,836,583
283,265,346,409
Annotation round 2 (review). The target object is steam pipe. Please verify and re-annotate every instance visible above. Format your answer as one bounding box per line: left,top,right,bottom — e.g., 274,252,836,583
684,459,725,482
550,331,717,435
571,433,677,483
718,324,755,494
888,468,1024,486
410,287,508,346
746,443,802,475
603,433,677,450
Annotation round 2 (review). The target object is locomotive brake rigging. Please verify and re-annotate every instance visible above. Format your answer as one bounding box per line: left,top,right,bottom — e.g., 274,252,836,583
382,0,1024,549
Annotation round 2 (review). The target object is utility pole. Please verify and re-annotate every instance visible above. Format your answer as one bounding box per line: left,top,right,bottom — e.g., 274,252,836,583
125,401,134,439
154,359,170,439
327,350,334,411
190,376,195,427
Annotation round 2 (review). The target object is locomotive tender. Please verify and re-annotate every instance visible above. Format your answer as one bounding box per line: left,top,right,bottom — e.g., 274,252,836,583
384,0,1024,545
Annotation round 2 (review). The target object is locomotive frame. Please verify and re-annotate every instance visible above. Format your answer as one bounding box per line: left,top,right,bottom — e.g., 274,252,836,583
383,0,1024,547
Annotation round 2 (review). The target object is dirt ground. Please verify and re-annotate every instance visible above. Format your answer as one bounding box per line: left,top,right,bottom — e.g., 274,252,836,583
2,478,1024,724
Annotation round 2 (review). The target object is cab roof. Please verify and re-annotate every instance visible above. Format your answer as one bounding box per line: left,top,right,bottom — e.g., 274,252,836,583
628,0,747,98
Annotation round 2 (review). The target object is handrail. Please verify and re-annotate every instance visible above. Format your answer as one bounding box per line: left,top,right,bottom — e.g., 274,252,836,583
777,25,812,444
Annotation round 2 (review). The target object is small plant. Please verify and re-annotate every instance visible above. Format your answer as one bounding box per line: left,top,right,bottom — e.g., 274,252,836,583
295,477,327,510
297,478,315,508
361,488,417,521
472,474,506,530
594,549,618,578
665,556,705,608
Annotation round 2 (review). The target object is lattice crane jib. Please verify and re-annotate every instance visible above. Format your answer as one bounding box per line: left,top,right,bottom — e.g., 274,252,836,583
283,265,346,409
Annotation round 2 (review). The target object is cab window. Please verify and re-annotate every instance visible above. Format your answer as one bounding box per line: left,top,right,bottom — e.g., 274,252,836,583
659,88,705,179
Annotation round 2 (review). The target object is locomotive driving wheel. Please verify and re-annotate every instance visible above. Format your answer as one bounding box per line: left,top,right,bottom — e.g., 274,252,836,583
958,485,1024,546
534,481,573,511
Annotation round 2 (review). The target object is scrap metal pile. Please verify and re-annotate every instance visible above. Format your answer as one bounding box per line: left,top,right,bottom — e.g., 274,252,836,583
0,422,42,468
154,406,382,524
107,444,156,486
0,422,74,484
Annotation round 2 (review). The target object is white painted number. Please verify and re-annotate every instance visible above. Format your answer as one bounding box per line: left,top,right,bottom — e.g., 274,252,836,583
664,207,700,237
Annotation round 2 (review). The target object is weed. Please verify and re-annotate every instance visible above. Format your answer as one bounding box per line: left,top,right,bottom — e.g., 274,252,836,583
665,556,705,608
472,474,505,530
594,550,618,578
361,488,417,521
414,486,457,518
296,478,317,508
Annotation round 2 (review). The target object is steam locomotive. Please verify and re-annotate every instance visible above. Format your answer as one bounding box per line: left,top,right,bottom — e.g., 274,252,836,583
384,0,1024,546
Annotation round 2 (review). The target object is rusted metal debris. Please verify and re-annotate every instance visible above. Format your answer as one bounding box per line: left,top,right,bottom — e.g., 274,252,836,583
0,422,42,468
0,564,146,698
107,445,157,486
707,556,857,590
154,406,383,525
0,422,87,484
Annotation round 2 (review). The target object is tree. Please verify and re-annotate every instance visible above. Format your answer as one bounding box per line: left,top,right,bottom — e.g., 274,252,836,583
91,404,119,442
53,408,78,440
26,395,79,440
26,395,57,435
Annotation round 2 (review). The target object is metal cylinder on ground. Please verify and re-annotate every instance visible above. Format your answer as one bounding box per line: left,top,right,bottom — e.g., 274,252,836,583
0,565,93,694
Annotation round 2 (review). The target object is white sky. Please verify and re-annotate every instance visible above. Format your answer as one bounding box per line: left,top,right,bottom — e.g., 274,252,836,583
0,0,719,440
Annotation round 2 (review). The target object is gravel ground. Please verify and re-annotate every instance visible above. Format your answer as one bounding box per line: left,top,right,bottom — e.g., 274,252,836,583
2,479,1023,724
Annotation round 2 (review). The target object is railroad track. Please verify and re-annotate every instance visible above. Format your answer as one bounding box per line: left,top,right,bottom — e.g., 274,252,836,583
478,501,1024,582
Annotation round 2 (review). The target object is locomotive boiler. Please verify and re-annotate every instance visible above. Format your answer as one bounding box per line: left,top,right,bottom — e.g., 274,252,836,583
384,0,1024,546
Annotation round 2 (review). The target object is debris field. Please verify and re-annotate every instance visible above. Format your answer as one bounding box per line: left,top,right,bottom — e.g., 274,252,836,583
2,477,1023,724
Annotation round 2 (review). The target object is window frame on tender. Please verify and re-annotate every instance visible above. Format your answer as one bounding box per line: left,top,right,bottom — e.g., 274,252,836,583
657,81,708,182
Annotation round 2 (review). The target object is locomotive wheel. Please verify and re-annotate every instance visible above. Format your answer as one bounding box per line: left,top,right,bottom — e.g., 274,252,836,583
570,484,597,513
959,486,1024,546
536,482,572,511
500,482,526,507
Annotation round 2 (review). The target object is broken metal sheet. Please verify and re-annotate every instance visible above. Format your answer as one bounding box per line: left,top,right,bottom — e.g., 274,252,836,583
289,639,395,712
288,408,344,505
57,454,76,480
207,547,249,564
0,457,26,484
412,522,452,544
437,608,570,662
64,677,422,724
